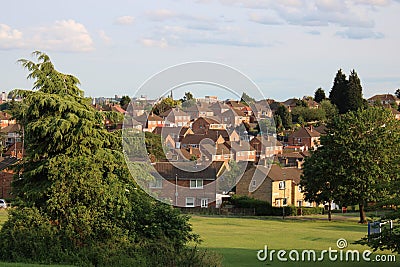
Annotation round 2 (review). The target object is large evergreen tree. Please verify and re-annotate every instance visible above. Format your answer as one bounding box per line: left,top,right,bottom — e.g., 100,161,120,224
347,70,364,111
329,69,365,114
314,87,326,103
0,52,212,266
275,104,292,130
329,69,348,114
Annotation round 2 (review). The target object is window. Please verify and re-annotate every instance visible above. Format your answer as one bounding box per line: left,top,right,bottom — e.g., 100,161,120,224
298,185,302,192
190,179,203,189
149,178,162,189
252,180,256,187
282,198,288,206
279,181,286,190
297,200,303,207
201,198,208,208
186,197,195,207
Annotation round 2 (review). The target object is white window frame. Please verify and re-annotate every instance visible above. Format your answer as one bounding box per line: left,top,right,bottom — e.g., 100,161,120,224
279,181,286,190
186,197,195,207
149,178,163,189
190,179,203,189
282,198,288,206
201,198,208,208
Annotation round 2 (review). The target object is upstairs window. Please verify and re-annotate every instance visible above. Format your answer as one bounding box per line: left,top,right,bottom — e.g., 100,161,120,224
190,179,203,189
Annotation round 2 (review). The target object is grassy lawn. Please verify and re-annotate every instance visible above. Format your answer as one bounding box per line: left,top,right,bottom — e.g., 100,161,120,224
190,215,399,267
0,209,398,266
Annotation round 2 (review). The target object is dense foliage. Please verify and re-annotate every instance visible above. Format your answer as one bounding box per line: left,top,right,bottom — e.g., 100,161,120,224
301,107,400,223
329,69,365,114
0,52,218,266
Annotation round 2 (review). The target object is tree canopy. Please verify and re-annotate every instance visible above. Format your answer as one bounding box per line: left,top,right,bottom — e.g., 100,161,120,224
329,69,365,114
301,107,400,223
314,87,326,103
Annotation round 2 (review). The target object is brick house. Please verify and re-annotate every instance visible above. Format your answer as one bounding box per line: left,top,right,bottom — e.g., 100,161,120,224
236,164,314,207
249,135,283,160
150,161,226,207
288,126,321,150
160,108,191,127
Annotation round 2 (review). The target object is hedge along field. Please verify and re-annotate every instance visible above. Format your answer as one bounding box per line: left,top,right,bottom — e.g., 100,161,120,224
190,215,398,267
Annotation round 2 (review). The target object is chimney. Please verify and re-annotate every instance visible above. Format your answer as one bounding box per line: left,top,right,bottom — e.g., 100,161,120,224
310,125,313,132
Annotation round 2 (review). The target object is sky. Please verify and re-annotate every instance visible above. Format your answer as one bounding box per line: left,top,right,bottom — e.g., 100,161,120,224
0,0,399,101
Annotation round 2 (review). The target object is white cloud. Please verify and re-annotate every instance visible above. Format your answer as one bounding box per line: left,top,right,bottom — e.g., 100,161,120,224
249,13,284,25
0,20,94,52
98,30,112,45
140,37,168,48
31,20,94,52
115,16,135,25
336,27,384,39
146,9,177,21
0,24,24,49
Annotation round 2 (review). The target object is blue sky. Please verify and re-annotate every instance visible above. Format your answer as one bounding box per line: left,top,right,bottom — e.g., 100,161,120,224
0,0,399,101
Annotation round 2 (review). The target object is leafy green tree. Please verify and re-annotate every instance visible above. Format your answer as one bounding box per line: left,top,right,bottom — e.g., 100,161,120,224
302,107,400,223
181,91,196,108
240,92,256,106
275,104,292,130
301,146,344,221
0,52,204,266
119,95,131,110
218,160,242,194
152,97,181,115
145,132,165,162
314,87,326,103
319,99,338,122
291,106,326,123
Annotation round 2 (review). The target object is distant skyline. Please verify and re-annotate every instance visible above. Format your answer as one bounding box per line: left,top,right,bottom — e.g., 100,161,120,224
1,0,399,101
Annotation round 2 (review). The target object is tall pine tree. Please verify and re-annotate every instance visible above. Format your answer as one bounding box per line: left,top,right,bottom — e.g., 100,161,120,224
329,69,348,114
329,69,364,114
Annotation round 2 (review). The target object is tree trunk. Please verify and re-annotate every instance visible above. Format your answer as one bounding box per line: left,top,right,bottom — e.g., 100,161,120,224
328,200,332,221
359,202,367,224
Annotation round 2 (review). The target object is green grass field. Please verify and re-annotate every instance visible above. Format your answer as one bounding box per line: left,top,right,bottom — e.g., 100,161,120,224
0,210,398,266
190,215,399,267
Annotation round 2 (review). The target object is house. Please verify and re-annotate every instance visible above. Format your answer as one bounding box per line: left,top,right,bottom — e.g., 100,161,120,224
209,102,230,116
135,113,165,132
252,103,273,119
288,126,321,150
160,108,191,127
200,143,232,162
282,98,298,112
0,112,16,129
0,157,19,198
4,142,24,159
184,103,214,120
391,108,400,120
149,161,226,207
0,124,22,147
229,141,256,162
226,100,247,111
191,117,222,134
152,126,193,146
236,164,315,207
249,135,283,160
220,109,249,127
367,94,400,106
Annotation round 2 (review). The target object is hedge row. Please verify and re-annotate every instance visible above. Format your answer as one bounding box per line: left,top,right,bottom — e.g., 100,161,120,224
228,195,323,216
